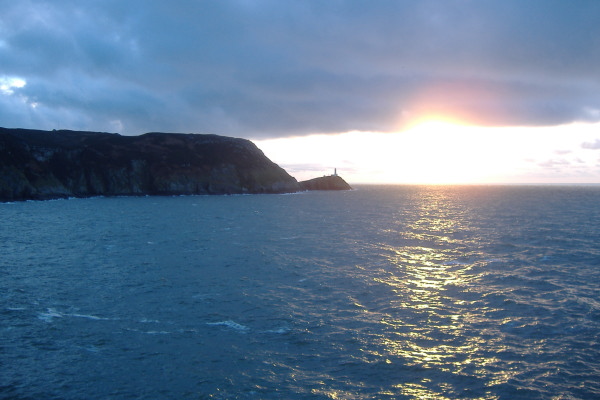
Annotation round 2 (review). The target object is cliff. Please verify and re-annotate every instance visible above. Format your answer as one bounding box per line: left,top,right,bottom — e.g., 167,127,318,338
299,175,352,191
0,128,301,201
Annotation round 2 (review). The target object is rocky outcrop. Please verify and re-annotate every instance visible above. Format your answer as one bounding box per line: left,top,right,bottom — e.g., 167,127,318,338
0,128,301,201
299,175,352,191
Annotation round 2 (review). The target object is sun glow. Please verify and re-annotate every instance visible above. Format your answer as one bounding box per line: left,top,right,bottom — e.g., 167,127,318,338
255,120,600,185
379,119,533,184
394,120,495,184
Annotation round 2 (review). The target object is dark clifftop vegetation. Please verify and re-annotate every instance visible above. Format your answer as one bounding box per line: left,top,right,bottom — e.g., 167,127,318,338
0,128,301,201
0,127,351,201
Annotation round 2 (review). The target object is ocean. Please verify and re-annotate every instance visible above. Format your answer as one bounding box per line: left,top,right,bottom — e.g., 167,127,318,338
1,185,599,399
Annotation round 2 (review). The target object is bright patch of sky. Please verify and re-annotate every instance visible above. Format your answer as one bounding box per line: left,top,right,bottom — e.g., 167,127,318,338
255,122,600,184
0,76,26,95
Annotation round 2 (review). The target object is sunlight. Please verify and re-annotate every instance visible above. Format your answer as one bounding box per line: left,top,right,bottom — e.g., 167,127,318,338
0,76,26,95
254,121,600,184
389,119,502,184
257,120,520,184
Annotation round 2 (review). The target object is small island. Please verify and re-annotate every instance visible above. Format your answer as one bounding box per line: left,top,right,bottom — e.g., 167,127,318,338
0,127,351,201
299,174,353,191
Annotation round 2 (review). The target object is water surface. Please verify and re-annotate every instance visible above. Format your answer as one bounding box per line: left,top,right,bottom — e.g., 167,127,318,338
2,185,599,399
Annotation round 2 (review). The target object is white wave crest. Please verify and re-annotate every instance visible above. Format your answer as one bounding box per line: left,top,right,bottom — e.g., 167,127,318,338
37,308,64,322
207,320,250,332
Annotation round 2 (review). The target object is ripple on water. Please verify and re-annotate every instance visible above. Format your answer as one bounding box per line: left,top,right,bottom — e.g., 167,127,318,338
1,186,600,399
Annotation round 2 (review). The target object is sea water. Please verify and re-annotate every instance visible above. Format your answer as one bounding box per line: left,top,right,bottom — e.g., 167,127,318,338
1,185,599,399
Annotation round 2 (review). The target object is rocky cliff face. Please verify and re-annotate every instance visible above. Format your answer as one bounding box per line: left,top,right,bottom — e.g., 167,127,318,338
0,128,300,201
299,175,352,191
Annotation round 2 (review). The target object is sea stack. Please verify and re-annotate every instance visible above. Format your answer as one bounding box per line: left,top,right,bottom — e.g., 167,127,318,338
299,174,352,191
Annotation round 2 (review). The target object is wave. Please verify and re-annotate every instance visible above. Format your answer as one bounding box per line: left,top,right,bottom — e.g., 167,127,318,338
37,308,115,323
70,313,114,321
206,320,250,333
37,308,64,322
261,327,291,334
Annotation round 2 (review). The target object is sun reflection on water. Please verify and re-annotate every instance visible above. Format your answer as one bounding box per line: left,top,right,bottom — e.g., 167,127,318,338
367,188,516,397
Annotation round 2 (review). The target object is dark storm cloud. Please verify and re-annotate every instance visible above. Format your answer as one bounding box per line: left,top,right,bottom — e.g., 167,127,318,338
1,0,600,138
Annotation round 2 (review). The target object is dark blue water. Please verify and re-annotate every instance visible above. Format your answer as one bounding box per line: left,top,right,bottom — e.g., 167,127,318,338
2,185,599,399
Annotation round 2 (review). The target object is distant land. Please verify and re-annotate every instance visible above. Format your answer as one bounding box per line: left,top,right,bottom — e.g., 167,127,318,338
299,175,353,191
0,127,351,201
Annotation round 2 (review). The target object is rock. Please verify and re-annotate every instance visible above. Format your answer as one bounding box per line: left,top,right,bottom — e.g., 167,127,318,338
299,175,352,191
0,127,300,201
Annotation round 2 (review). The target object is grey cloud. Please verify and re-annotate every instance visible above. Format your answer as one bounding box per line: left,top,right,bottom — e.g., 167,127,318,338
538,158,571,169
582,139,600,150
1,0,600,138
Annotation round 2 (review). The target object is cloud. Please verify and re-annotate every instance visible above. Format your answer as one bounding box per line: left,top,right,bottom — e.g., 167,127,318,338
0,76,26,95
554,150,572,155
582,139,600,150
1,0,600,138
538,159,571,169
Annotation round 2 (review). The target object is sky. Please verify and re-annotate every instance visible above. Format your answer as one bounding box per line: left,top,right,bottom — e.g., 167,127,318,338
1,0,600,184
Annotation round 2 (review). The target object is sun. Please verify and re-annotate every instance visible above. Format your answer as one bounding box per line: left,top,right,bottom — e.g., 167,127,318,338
401,120,488,184
357,119,517,184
